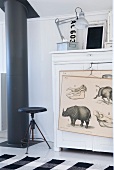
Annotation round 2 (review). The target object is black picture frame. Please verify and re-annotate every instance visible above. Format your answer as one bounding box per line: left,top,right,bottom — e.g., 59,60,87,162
86,26,103,49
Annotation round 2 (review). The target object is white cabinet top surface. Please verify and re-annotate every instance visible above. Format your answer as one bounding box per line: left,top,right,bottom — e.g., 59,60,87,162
51,48,112,54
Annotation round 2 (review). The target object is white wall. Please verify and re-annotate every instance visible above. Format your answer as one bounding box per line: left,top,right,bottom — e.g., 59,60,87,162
0,10,112,142
27,19,59,141
0,23,6,73
0,23,6,133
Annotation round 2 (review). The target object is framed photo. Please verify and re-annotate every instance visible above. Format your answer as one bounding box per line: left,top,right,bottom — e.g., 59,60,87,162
86,20,107,49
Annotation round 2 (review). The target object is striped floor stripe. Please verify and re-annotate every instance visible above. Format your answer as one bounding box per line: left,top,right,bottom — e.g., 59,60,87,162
0,156,39,170
104,166,114,170
67,162,93,170
0,154,16,162
33,159,65,170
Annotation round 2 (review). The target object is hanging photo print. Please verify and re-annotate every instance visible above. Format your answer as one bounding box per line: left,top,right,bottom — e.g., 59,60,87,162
59,70,112,138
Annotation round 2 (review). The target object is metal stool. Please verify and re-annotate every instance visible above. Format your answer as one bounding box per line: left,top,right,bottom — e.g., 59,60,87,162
18,107,51,154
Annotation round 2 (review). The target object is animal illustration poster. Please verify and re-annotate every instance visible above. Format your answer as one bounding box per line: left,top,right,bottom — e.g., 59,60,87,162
59,70,112,138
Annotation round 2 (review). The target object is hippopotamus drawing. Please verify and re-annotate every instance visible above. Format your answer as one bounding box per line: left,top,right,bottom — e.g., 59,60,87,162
62,105,91,128
94,86,112,104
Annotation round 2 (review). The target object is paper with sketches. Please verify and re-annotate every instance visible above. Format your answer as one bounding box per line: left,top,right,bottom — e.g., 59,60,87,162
59,70,112,138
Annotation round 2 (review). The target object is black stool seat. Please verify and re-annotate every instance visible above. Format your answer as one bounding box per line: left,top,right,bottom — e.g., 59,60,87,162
18,106,51,154
18,107,47,114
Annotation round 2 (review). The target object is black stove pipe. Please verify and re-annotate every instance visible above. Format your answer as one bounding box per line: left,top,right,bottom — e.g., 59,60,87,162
0,0,39,146
4,0,29,145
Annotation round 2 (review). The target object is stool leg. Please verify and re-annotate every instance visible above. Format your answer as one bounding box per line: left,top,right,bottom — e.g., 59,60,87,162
31,129,34,141
34,121,51,149
22,123,31,144
31,119,35,141
26,124,32,154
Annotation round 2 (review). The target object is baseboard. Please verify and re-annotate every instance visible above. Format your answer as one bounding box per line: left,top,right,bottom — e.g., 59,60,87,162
0,130,7,138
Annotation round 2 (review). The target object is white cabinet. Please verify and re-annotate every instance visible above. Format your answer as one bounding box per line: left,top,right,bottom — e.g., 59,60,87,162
51,48,113,153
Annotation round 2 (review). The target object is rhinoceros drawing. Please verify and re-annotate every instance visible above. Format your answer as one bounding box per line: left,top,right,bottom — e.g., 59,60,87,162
62,105,91,128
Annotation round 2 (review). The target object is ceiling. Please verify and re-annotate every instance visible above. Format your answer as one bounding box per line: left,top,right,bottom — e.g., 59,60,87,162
0,0,113,21
29,0,112,17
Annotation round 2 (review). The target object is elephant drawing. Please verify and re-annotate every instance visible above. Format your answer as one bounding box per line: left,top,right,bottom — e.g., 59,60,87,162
62,105,91,128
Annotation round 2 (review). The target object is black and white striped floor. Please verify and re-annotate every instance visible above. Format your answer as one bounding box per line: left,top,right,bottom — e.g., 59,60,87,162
0,154,113,170
0,139,113,170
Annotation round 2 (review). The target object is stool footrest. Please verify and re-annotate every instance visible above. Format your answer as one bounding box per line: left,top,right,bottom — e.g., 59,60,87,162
21,138,44,144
